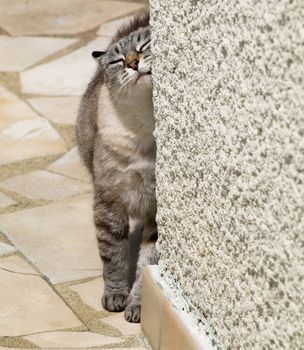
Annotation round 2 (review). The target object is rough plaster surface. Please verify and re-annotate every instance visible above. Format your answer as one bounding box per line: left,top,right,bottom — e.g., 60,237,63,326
150,1,304,349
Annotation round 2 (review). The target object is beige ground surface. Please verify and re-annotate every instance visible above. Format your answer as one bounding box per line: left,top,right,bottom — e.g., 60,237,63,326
0,1,150,349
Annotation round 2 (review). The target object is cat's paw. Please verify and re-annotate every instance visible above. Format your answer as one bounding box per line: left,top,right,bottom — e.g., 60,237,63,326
124,303,141,323
102,290,128,312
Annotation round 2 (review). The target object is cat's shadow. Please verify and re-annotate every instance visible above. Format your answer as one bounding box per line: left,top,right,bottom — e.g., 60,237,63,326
128,223,143,287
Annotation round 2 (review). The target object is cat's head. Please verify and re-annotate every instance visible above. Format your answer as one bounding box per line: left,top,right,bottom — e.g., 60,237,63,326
92,21,152,100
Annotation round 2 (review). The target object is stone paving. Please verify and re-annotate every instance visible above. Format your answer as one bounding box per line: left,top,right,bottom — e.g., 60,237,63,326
0,0,150,349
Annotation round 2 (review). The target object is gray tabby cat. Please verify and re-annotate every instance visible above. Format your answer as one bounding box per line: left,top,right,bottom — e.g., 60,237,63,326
76,14,158,323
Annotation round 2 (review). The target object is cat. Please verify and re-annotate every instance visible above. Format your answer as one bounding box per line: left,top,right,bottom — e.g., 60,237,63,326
76,13,158,323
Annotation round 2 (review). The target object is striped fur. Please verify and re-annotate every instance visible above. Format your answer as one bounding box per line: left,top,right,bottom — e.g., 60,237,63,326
76,13,157,323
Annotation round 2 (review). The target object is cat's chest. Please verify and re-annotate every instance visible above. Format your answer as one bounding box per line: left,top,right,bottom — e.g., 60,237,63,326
97,85,155,153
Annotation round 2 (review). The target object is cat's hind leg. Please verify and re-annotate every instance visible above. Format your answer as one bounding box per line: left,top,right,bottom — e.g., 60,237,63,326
94,197,130,312
125,219,158,322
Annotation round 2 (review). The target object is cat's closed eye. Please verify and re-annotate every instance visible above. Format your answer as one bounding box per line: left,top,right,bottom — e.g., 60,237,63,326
136,39,151,53
109,58,125,65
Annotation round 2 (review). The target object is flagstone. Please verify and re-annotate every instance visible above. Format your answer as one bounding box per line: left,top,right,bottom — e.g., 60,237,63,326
0,35,76,72
24,331,123,348
102,313,141,336
0,346,150,350
0,255,82,336
97,16,133,37
0,192,16,209
0,242,16,256
47,148,91,182
70,278,104,311
0,0,145,36
0,194,101,284
0,254,37,274
0,117,67,166
0,87,67,164
0,170,91,201
0,85,37,130
28,96,81,125
103,348,147,350
102,348,147,350
21,36,112,96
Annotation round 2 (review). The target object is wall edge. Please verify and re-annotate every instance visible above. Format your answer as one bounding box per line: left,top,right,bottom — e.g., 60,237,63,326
141,265,216,350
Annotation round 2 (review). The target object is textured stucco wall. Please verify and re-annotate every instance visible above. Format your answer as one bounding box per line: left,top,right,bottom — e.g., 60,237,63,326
150,1,304,349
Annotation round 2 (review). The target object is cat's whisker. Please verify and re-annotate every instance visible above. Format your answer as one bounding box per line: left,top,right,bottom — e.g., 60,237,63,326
120,76,130,86
109,71,127,86
110,78,130,99
121,85,128,98
110,86,124,99
107,82,121,90
107,75,130,95
122,74,137,97
120,77,133,98
106,79,121,89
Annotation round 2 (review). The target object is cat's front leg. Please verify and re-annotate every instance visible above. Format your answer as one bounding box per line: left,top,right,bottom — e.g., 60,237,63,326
94,198,130,312
125,219,158,322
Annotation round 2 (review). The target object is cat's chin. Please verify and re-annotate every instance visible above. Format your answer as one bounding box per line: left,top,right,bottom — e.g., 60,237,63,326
135,73,152,87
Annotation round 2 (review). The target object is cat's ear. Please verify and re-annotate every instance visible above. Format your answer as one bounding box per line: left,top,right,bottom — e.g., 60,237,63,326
92,51,106,59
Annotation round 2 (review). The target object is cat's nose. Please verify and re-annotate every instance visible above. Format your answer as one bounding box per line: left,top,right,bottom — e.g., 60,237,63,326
127,59,139,71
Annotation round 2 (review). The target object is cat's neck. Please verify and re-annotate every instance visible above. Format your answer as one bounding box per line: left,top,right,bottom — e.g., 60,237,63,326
97,84,155,157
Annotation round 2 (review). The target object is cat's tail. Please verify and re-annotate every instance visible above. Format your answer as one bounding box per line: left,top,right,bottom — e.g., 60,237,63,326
76,68,103,175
